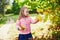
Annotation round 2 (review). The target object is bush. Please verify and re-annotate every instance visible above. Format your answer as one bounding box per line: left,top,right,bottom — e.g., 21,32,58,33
5,9,12,14
29,9,37,14
12,0,20,15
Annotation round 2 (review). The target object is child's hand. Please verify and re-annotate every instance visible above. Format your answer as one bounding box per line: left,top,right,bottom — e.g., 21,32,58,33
36,15,42,22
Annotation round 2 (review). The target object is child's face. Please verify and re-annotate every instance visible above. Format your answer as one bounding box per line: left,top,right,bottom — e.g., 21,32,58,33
23,9,29,16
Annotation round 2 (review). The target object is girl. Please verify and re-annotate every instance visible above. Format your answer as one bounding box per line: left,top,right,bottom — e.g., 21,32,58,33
16,7,39,40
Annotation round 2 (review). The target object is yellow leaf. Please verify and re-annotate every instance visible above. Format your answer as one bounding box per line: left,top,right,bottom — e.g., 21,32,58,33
37,8,43,13
36,15,42,22
43,11,49,15
54,16,58,22
20,25,25,30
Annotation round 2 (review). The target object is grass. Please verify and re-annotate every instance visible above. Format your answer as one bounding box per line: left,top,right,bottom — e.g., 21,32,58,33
0,16,7,27
0,16,7,23
10,14,18,22
0,14,18,27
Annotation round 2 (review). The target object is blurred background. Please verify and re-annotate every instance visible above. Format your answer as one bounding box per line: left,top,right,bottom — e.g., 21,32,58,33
0,0,60,40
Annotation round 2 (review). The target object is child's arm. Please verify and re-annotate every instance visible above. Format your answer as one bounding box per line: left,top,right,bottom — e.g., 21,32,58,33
30,18,39,24
30,15,42,24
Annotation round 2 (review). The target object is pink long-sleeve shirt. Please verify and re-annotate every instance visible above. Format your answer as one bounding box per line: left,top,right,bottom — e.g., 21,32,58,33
16,17,34,34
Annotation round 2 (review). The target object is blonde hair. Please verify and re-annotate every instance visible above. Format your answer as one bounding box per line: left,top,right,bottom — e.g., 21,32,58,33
17,7,28,20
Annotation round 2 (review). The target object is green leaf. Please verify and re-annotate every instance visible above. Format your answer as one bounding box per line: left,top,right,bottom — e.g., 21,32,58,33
44,15,48,22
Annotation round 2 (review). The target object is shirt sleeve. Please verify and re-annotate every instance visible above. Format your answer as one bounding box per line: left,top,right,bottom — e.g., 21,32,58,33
16,20,21,30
